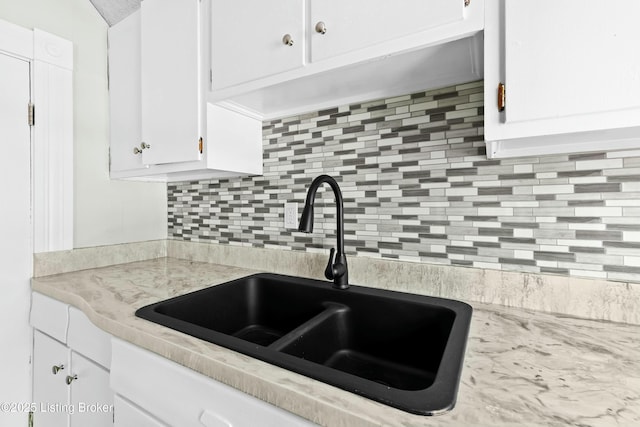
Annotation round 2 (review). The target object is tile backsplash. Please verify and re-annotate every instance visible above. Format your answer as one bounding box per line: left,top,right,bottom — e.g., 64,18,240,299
168,80,640,283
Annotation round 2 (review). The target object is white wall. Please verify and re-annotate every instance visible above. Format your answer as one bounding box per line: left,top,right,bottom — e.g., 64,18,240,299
0,0,167,249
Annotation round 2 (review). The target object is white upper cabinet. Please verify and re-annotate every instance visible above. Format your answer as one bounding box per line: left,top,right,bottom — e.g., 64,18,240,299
484,0,640,158
109,10,144,174
140,0,202,165
108,0,263,181
211,0,304,90
209,0,484,119
309,0,464,62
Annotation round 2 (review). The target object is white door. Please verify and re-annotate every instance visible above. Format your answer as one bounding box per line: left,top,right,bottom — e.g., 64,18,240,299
0,52,32,425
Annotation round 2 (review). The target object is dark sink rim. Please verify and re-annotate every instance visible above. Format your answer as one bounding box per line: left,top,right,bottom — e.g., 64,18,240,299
135,272,472,416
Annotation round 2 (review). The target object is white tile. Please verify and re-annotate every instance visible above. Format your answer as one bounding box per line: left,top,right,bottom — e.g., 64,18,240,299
513,229,534,238
575,207,622,217
575,158,623,170
513,164,533,173
532,185,574,194
623,231,640,241
477,207,513,216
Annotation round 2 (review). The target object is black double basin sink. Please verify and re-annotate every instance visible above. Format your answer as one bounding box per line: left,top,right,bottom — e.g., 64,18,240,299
135,273,472,415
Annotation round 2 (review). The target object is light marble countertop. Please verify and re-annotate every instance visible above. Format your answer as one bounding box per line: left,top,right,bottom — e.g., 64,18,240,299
31,258,640,426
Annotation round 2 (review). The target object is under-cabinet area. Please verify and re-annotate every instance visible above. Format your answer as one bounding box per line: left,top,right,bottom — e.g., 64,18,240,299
30,258,640,427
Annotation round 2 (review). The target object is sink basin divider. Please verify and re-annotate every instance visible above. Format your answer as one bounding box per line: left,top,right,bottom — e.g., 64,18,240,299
268,303,349,352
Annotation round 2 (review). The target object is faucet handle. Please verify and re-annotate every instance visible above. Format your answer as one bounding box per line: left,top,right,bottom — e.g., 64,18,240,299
324,248,336,280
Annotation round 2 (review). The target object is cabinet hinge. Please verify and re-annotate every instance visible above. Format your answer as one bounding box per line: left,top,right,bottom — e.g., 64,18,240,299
198,137,203,154
497,83,506,112
28,102,35,126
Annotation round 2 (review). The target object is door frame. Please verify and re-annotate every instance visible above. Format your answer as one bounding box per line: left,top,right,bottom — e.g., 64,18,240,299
0,17,73,252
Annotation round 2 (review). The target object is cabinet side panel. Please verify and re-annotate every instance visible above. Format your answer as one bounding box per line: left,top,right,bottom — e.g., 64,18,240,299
207,104,263,175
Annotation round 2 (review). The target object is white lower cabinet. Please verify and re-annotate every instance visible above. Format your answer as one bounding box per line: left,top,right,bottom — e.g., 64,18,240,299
113,396,168,427
111,338,316,427
32,331,69,427
31,294,114,427
31,293,315,426
69,351,113,427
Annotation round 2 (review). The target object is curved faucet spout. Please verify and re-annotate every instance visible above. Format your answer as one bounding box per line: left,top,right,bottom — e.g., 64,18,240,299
298,175,349,289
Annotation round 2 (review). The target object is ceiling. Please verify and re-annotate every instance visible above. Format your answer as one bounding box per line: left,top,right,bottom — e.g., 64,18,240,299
89,0,139,26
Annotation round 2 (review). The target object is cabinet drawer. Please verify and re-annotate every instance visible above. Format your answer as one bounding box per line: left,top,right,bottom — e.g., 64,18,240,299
111,338,315,427
30,292,69,342
67,307,112,369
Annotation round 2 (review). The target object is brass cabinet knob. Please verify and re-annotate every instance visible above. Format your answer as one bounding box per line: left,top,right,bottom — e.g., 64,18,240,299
65,374,77,385
51,365,64,375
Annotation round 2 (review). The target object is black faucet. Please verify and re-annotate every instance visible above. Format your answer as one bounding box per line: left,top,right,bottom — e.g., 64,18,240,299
298,175,349,289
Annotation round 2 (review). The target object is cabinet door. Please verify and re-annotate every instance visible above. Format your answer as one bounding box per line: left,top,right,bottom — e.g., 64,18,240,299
108,10,144,173
33,331,69,427
210,0,304,90
69,352,113,427
484,0,640,155
504,0,640,124
141,0,202,165
310,0,464,62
